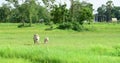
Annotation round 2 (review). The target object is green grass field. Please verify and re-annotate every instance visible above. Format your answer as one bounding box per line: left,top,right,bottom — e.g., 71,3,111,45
0,23,120,63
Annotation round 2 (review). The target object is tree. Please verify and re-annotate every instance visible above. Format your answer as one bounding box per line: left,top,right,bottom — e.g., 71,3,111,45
70,0,93,24
78,7,93,25
57,0,93,31
0,3,11,22
112,7,120,20
17,3,29,25
97,5,106,22
5,0,19,7
25,0,38,26
96,0,120,22
51,4,69,24
5,0,55,26
105,0,114,22
70,0,74,22
42,0,55,8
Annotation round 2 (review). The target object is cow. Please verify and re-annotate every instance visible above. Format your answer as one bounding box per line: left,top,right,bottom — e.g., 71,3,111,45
44,37,49,44
33,34,40,44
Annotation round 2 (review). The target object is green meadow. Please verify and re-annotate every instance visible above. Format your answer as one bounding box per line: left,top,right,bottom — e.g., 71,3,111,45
0,23,120,63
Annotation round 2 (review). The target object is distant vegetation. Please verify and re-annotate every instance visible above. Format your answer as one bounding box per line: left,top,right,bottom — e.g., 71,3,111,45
0,0,120,31
0,0,93,31
96,0,120,22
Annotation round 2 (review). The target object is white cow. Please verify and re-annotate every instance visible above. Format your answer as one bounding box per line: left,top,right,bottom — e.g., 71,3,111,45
33,34,40,44
112,18,117,22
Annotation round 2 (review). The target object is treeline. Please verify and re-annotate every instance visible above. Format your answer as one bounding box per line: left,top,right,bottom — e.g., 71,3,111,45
0,0,53,26
0,0,93,31
96,0,120,22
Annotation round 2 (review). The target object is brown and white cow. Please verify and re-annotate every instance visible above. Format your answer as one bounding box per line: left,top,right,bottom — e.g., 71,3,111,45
44,37,49,44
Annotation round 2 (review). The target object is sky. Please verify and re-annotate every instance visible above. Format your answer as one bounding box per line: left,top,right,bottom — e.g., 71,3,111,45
0,0,120,12
56,0,120,13
87,0,120,13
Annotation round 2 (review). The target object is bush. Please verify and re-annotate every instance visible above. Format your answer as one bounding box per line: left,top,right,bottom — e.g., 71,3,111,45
72,22,83,31
57,22,73,30
18,24,24,28
117,20,120,24
113,45,120,56
57,22,85,31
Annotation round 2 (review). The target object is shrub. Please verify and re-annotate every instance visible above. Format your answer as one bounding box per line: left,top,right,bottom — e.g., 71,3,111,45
18,24,24,28
112,45,120,56
117,20,120,24
57,21,85,31
72,22,83,31
57,22,73,30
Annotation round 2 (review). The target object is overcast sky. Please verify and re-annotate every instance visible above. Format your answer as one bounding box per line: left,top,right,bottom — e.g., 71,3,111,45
0,0,120,11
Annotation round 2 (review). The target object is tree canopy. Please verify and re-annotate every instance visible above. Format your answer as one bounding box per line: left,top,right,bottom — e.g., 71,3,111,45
0,0,93,31
97,0,120,22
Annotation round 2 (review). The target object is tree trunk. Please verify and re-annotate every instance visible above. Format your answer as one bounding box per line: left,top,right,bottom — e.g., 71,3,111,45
29,14,32,27
22,19,25,26
70,0,74,22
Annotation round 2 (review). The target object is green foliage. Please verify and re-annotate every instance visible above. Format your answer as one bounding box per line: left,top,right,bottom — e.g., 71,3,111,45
97,5,106,22
113,45,120,56
56,1,93,31
77,7,93,25
57,22,73,30
38,6,51,24
0,0,94,31
2,0,52,26
51,4,69,24
27,0,38,26
97,0,120,22
0,4,11,22
69,1,93,24
72,21,83,31
112,7,120,20
57,22,91,31
105,0,114,22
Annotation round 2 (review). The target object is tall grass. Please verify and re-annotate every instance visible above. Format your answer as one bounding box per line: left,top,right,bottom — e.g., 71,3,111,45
0,23,120,63
0,57,32,63
0,45,120,63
